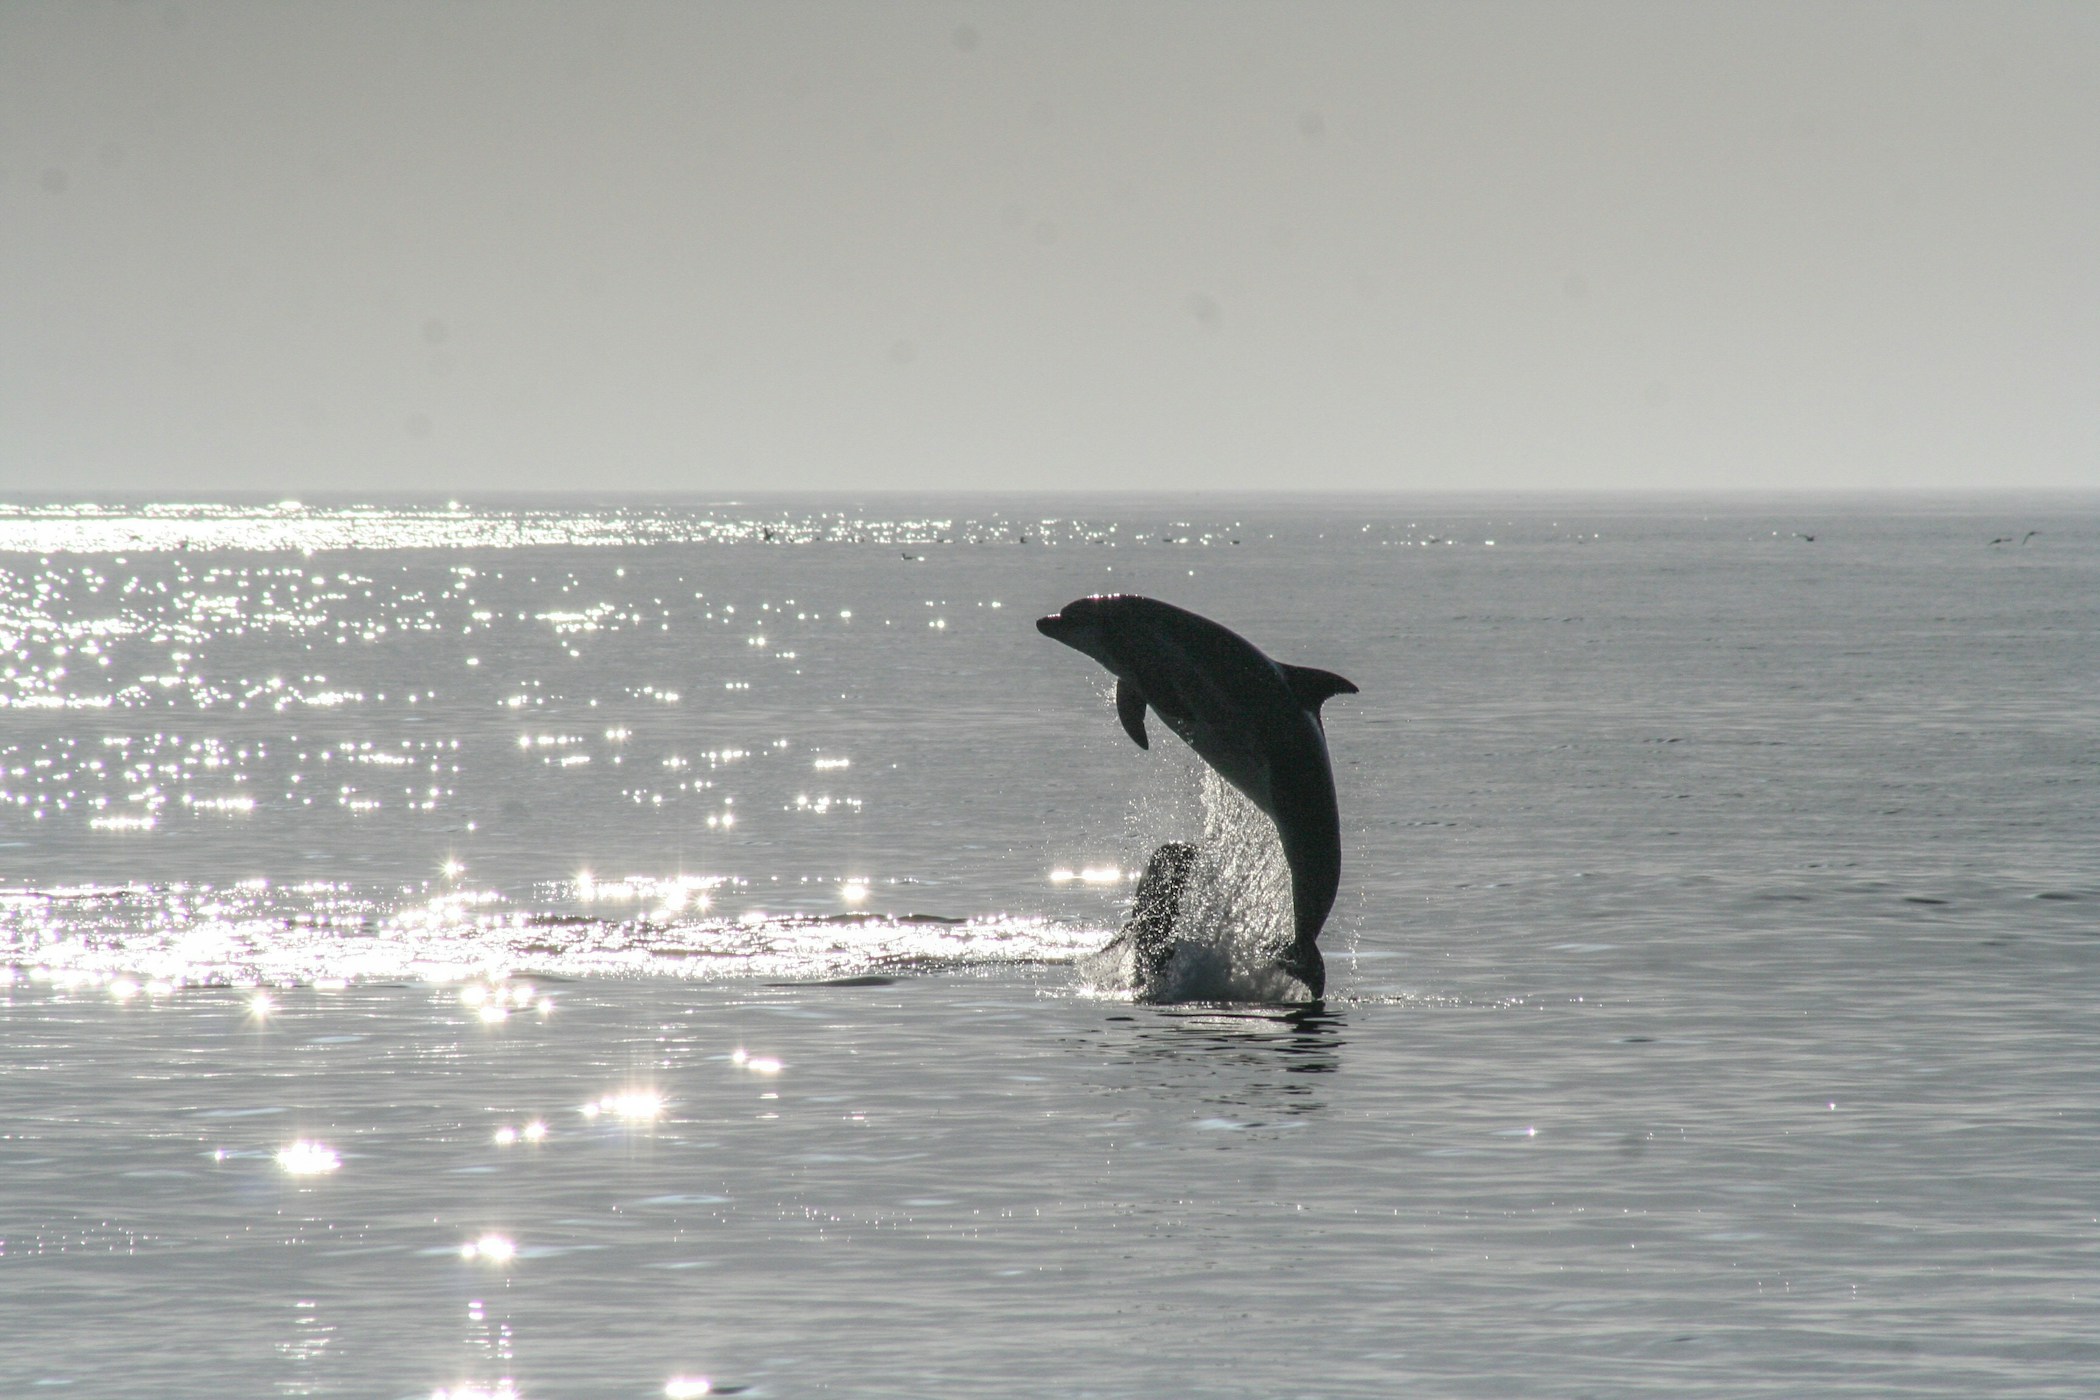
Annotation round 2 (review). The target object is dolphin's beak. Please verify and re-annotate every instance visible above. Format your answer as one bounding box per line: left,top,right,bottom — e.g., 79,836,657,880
1035,612,1070,641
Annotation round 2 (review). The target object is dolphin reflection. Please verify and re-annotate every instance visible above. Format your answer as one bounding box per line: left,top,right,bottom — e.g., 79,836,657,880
1090,1000,1347,1123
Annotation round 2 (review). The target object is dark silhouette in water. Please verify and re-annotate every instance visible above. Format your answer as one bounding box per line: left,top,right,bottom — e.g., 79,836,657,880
1037,594,1356,997
1101,840,1199,991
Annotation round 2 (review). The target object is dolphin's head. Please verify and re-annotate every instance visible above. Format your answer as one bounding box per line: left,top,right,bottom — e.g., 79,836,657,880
1035,594,1130,668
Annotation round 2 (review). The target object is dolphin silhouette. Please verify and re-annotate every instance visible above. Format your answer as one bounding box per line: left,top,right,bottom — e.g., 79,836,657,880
1036,595,1356,996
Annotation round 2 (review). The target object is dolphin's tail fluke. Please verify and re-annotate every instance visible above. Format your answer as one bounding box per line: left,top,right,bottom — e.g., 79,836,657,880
1271,939,1326,999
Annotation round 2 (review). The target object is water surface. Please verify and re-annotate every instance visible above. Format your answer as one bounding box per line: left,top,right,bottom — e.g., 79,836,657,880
3,495,2095,1396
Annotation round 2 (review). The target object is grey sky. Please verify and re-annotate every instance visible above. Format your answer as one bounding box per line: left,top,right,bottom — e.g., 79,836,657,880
4,2,2094,495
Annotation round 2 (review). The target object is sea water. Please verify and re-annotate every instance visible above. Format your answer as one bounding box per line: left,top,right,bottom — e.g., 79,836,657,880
1,495,2095,1397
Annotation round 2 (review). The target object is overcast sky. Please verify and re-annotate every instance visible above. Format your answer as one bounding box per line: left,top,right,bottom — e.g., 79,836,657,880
3,1,2095,496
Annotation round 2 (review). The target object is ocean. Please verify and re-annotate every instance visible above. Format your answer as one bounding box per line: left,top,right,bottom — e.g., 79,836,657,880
2,495,2094,1397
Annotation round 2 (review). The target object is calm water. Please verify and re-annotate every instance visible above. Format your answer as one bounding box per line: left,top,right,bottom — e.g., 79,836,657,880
2,495,2096,1397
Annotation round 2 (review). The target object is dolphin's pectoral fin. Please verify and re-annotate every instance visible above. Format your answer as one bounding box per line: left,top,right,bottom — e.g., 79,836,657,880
1281,664,1358,715
1115,677,1150,749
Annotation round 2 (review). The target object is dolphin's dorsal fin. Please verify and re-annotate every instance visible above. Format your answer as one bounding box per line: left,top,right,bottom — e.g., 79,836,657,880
1281,664,1358,714
1116,677,1151,749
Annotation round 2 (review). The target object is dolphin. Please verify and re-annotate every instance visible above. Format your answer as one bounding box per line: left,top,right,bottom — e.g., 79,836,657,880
1036,595,1357,996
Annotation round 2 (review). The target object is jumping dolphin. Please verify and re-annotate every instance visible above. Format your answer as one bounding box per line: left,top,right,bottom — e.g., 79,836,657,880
1035,595,1356,997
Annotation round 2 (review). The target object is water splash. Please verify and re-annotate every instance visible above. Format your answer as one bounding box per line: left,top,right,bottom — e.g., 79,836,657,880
1083,761,1306,1003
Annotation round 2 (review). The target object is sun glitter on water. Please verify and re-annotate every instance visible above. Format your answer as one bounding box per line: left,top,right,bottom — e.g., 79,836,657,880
275,1140,341,1175
459,1232,516,1263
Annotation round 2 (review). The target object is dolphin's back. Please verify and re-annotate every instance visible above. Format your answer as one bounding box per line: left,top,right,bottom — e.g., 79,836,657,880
1102,597,1295,727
